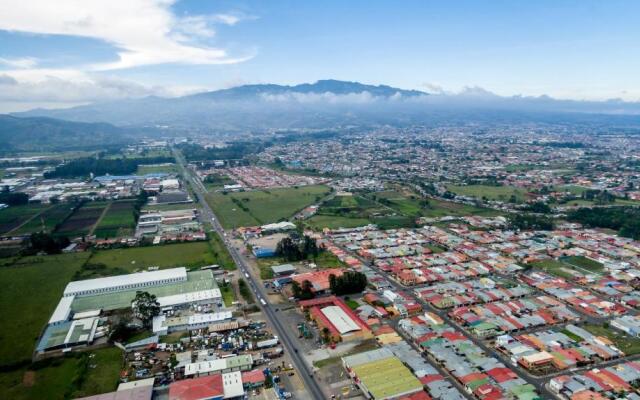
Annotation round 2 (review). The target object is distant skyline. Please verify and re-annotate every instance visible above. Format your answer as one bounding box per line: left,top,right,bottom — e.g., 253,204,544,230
0,0,639,112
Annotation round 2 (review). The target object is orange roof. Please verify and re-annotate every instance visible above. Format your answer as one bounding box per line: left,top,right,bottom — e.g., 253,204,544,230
169,374,223,400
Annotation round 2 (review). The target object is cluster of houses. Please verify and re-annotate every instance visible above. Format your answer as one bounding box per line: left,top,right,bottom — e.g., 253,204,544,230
496,324,625,375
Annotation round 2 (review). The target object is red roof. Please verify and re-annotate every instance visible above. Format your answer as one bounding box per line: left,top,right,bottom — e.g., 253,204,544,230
292,268,344,292
169,374,224,400
241,369,265,385
486,367,517,383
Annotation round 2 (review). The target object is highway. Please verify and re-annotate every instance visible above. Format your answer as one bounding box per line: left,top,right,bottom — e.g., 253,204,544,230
173,149,326,400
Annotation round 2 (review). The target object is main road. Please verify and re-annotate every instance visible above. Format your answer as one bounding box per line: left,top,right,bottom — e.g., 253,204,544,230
173,149,326,400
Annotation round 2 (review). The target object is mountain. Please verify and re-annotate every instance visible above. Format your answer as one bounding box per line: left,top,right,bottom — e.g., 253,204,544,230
12,80,640,131
0,115,129,153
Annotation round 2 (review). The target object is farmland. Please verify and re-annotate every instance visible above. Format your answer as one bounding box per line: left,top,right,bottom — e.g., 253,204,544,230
0,347,122,400
136,163,179,175
93,200,136,238
307,188,501,230
207,184,331,229
11,204,75,235
55,201,109,237
88,234,234,273
0,204,49,235
0,252,91,366
446,184,530,203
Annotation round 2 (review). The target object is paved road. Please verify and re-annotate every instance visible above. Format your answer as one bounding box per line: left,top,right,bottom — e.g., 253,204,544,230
173,149,326,400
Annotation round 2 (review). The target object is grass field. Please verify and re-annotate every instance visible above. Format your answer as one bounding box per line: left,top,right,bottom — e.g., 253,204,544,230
219,282,236,306
446,184,529,203
11,204,75,235
136,163,178,175
0,347,122,400
306,214,371,230
89,241,218,271
207,185,331,229
55,201,109,237
560,256,604,273
0,204,49,235
93,200,136,238
0,252,91,366
584,324,640,355
530,259,577,280
307,188,501,231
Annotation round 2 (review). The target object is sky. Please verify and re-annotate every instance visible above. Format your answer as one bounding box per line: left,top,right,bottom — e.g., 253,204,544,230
0,0,639,112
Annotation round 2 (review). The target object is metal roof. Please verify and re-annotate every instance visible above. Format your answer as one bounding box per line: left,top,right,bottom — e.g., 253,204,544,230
321,305,361,334
64,267,187,296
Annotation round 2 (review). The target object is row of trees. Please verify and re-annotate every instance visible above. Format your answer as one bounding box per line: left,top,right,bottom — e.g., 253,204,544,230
44,155,174,178
275,235,320,262
568,207,640,240
292,271,368,300
0,188,29,206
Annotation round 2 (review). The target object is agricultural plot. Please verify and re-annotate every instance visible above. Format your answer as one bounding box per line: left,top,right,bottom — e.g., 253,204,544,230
0,253,91,366
89,239,226,272
0,347,122,400
446,184,530,203
136,163,178,175
12,204,75,235
93,200,136,238
54,201,109,237
0,204,48,235
207,184,331,229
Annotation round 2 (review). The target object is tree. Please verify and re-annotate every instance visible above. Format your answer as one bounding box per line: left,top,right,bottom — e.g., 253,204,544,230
28,232,70,254
329,271,368,296
292,280,315,300
132,291,160,328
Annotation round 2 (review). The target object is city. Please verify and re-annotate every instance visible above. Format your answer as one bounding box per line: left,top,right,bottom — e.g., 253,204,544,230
1,2,640,400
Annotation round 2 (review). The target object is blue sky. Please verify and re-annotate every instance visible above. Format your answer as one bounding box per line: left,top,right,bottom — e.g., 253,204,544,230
0,0,638,111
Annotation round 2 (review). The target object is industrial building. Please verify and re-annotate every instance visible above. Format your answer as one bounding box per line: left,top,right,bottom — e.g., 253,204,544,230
299,296,372,342
342,348,423,400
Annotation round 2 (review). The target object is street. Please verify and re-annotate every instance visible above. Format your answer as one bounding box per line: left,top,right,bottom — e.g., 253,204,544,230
173,148,326,400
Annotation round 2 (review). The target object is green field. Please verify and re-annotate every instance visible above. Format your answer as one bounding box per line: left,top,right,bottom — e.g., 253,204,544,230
530,258,588,280
446,184,529,203
306,214,372,230
0,204,49,235
93,200,136,238
0,347,122,400
89,241,218,271
219,282,236,306
207,185,331,229
560,256,604,273
256,251,345,279
307,188,500,231
0,253,91,366
584,324,640,356
11,204,75,235
136,163,179,174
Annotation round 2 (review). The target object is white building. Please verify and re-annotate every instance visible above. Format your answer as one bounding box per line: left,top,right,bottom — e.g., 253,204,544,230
63,267,188,297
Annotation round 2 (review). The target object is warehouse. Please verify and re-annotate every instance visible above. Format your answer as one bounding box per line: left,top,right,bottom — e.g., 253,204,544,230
300,296,373,342
152,311,233,335
63,267,188,297
184,354,253,377
342,348,423,400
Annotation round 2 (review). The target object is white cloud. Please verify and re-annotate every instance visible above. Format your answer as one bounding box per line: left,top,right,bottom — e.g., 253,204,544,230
261,91,379,104
0,0,254,70
0,69,204,113
0,57,38,69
